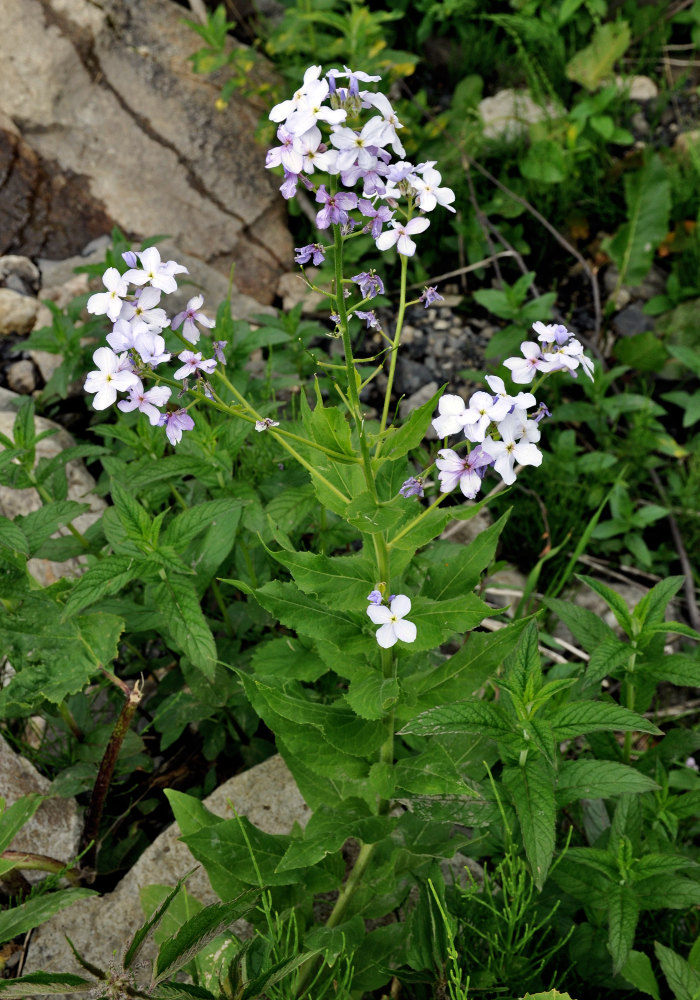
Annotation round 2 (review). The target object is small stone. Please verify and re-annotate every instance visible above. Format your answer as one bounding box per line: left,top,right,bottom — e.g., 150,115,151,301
615,75,658,102
630,111,649,136
432,319,451,331
607,287,631,311
611,304,655,338
399,380,439,420
0,255,41,292
674,129,700,157
6,359,36,394
0,287,39,336
277,270,325,314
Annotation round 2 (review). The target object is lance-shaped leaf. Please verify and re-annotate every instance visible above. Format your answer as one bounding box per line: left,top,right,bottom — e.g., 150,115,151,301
400,700,517,742
0,974,93,996
276,799,393,872
0,887,97,942
123,869,197,970
556,760,658,806
654,941,700,1000
152,892,259,985
63,555,148,618
503,757,556,890
620,950,660,1000
550,701,661,740
154,577,217,679
607,883,639,975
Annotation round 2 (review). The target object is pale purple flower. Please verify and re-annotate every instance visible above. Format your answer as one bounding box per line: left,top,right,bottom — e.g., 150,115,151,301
213,341,227,363
367,594,417,648
123,247,188,294
266,125,305,174
399,477,424,498
122,251,138,268
159,408,195,446
367,590,383,605
362,92,405,156
503,342,555,384
355,310,379,329
543,338,594,381
315,185,358,229
86,268,128,323
134,331,171,368
295,243,326,266
483,414,543,485
106,318,137,353
255,417,280,432
352,271,384,299
120,286,169,335
171,295,215,345
84,347,139,410
328,66,381,98
533,321,571,347
280,170,300,200
436,446,492,499
117,379,172,425
330,119,386,172
358,199,394,239
174,350,217,380
420,286,443,308
375,217,430,256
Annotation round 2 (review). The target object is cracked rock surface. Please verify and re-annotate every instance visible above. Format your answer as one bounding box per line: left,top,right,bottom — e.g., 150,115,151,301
0,0,292,303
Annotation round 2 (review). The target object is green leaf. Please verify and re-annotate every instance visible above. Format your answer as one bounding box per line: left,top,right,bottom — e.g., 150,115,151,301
577,575,633,633
0,794,44,854
162,499,244,549
654,942,700,1000
550,701,661,740
401,700,516,741
602,154,671,286
0,974,93,996
520,140,566,184
123,870,196,970
345,669,400,721
417,512,508,601
276,800,392,872
607,884,639,974
266,548,374,611
17,501,90,556
545,596,615,652
378,387,444,462
63,555,147,618
620,949,661,1000
566,21,631,90
252,580,365,653
0,888,96,944
153,893,259,985
0,517,29,556
556,760,658,805
503,757,556,889
408,593,491,651
154,577,217,678
110,480,151,543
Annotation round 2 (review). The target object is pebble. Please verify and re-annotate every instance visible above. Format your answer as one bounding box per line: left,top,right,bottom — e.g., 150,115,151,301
611,304,655,338
0,255,41,295
0,288,39,336
6,359,37,394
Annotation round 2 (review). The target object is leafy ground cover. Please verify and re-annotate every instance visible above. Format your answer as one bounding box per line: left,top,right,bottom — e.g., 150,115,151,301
1,1,700,999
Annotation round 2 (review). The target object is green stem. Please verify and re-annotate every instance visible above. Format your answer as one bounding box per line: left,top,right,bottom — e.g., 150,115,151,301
58,701,84,742
387,492,448,549
210,577,234,638
0,851,82,886
622,652,637,764
377,254,409,448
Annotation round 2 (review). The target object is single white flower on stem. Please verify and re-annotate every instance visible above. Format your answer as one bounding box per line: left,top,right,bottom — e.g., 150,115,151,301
503,342,554,384
86,268,128,323
367,594,417,648
432,394,470,438
375,217,429,257
483,413,543,485
84,347,138,410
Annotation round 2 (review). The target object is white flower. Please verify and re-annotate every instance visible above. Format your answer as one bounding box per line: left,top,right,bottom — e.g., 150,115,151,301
413,165,456,213
86,267,128,323
366,594,417,648
123,247,188,294
117,379,172,425
483,413,543,485
432,394,469,438
375,217,430,257
255,418,280,432
503,342,555,384
84,347,138,410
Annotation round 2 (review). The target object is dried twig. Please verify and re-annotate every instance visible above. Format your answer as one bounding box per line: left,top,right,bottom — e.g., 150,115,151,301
650,468,700,632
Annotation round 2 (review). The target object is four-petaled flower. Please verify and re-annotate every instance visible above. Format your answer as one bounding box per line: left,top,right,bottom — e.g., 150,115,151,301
86,268,128,323
84,348,138,410
159,408,195,446
255,417,280,432
367,594,417,648
172,295,215,345
173,351,217,380
117,380,172,425
375,217,430,257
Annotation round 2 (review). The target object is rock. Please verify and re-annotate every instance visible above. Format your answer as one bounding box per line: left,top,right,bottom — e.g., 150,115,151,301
479,89,562,141
0,733,82,868
277,270,326,314
0,0,293,304
615,75,659,102
6,360,37,394
0,388,106,586
0,288,39,336
25,754,309,976
394,356,434,396
399,381,439,421
611,304,655,338
0,256,41,296
674,129,700,157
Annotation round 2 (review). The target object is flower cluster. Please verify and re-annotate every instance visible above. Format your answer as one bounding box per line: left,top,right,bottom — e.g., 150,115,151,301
425,323,594,500
83,248,222,445
266,66,455,259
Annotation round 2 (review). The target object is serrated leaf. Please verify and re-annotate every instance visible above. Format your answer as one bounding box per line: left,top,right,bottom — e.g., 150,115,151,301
544,596,615,652
0,517,29,556
17,501,90,556
123,870,196,970
0,887,97,943
252,579,365,653
607,884,639,975
162,499,244,549
275,800,392,872
401,700,515,741
153,893,259,985
503,757,556,889
556,760,658,805
154,578,217,678
110,480,151,543
378,387,444,462
654,942,700,1000
0,974,93,996
266,548,375,611
550,701,661,740
63,556,146,618
417,512,508,601
577,575,633,633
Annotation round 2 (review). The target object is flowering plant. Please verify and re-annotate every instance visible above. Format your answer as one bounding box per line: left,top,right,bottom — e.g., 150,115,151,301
5,64,696,1000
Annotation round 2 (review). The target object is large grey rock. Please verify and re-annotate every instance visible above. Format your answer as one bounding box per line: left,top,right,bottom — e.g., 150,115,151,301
25,754,309,975
0,734,82,866
479,89,563,141
0,0,293,303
